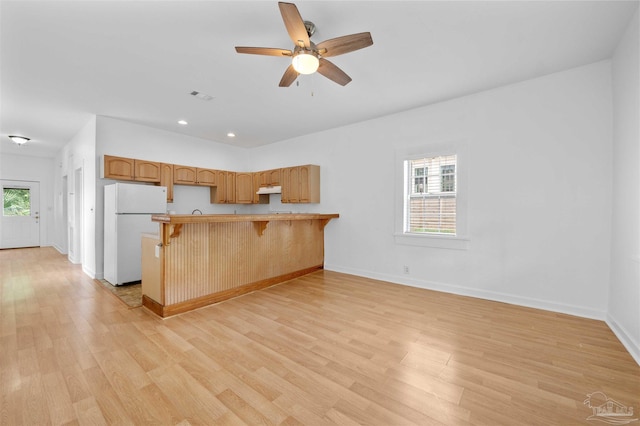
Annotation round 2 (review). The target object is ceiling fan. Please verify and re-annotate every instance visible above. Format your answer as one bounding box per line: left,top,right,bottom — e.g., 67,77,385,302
235,2,373,87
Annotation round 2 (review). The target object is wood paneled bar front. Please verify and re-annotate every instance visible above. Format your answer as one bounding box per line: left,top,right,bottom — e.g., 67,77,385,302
142,213,339,317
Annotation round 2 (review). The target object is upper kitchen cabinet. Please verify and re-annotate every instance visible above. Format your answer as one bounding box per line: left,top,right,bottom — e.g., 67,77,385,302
210,171,236,204
103,156,160,183
103,154,320,205
235,173,252,204
252,173,270,204
281,166,297,203
173,165,197,185
159,163,174,202
282,165,320,203
258,168,281,188
236,172,265,204
298,165,320,203
196,168,217,186
134,160,161,183
173,166,219,186
103,155,135,181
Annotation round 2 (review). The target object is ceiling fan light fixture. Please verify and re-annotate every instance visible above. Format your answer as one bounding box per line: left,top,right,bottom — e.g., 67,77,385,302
292,53,319,75
9,135,30,145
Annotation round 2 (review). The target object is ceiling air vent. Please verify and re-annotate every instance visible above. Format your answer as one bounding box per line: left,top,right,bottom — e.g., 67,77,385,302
190,91,214,101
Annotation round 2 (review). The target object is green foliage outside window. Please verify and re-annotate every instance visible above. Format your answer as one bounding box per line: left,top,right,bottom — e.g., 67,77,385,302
3,188,31,216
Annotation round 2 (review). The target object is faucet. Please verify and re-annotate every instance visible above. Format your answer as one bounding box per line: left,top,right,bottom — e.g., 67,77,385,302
191,209,203,215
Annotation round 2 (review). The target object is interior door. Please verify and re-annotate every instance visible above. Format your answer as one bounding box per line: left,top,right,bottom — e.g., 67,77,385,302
0,180,40,249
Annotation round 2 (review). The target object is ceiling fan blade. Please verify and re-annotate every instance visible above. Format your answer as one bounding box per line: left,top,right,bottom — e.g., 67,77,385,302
317,58,352,86
279,64,299,87
235,47,292,56
316,32,373,58
278,2,310,48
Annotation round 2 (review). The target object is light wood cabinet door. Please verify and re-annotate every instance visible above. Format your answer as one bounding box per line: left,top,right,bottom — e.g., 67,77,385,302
268,168,281,186
196,168,217,186
173,165,197,185
259,168,282,187
159,163,174,202
286,166,300,203
134,160,161,183
103,155,135,180
281,165,320,203
210,171,236,203
280,167,291,203
253,172,261,204
258,171,269,188
252,173,269,204
225,172,236,204
235,173,254,204
210,171,224,203
298,165,320,203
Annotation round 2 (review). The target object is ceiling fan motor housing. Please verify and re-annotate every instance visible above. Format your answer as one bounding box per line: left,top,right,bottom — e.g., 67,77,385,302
304,21,316,37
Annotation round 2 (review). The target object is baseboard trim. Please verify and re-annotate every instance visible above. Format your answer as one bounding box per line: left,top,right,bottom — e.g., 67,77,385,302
325,264,607,321
606,314,640,366
82,265,96,279
52,244,67,255
142,295,164,318
145,265,323,318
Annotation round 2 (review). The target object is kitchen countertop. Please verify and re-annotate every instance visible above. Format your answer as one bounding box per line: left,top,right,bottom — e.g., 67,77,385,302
151,213,339,224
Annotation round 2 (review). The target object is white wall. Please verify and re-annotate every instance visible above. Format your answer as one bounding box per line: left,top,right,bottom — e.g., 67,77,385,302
608,9,639,363
93,117,253,279
251,61,614,320
0,153,55,247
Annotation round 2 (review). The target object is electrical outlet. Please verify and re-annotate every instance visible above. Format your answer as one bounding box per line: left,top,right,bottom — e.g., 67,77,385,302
403,265,409,274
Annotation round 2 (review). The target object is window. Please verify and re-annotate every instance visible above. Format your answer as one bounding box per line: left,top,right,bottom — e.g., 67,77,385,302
405,154,457,235
394,140,468,249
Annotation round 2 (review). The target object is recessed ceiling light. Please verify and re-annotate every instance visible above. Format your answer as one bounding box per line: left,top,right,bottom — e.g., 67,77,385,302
178,120,188,125
227,132,236,138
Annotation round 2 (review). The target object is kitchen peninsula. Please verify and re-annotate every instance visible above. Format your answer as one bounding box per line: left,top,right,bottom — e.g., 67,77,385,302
141,213,338,317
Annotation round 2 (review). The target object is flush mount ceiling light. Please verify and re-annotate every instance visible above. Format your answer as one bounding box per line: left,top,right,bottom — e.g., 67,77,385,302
9,135,30,145
227,132,236,138
178,120,188,125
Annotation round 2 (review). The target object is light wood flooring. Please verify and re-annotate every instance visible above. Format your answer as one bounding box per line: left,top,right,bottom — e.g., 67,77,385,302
1,247,638,425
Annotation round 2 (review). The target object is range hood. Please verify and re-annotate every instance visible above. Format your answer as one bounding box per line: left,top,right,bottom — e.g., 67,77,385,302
256,185,282,195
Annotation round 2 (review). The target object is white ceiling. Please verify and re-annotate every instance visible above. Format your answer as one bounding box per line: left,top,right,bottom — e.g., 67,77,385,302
1,0,637,158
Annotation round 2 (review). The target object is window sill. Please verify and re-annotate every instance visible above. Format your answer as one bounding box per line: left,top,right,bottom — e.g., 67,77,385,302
394,232,469,250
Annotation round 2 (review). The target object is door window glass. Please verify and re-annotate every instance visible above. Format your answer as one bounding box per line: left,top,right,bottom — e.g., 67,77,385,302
3,187,31,216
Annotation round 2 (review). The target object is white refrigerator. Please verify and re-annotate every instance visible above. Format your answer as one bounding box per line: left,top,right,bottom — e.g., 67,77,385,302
104,183,167,286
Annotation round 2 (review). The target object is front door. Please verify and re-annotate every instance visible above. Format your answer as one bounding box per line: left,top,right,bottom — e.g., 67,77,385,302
0,180,40,249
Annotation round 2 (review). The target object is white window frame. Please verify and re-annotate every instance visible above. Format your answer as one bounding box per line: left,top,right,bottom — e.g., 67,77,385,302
394,140,469,250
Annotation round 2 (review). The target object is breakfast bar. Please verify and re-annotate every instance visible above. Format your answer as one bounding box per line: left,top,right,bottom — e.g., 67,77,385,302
141,213,338,317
